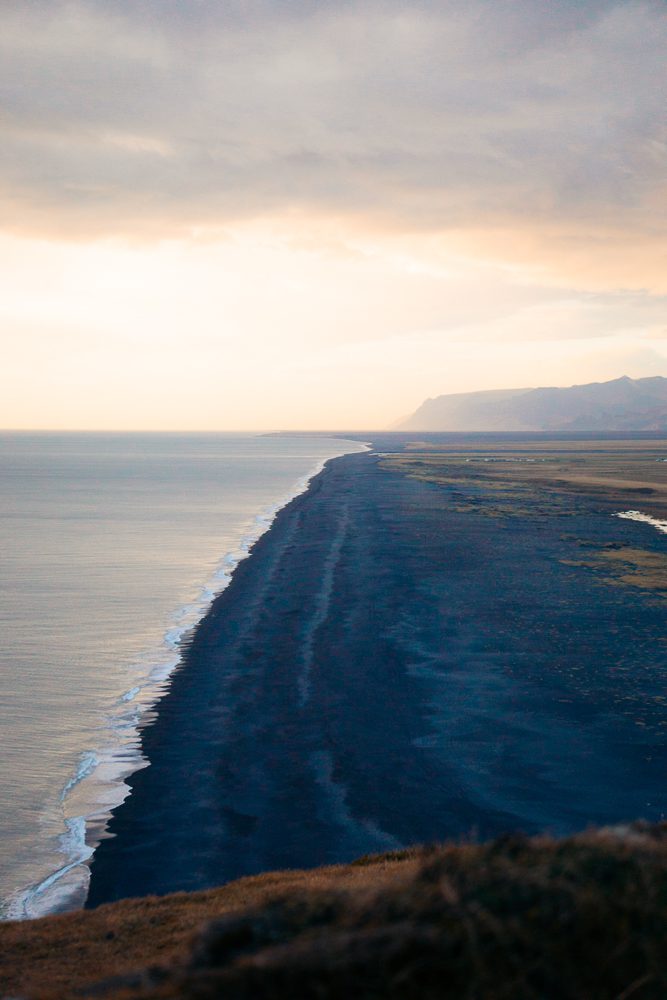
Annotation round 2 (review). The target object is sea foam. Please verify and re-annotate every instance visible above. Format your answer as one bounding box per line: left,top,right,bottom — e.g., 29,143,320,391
615,510,667,535
4,445,366,921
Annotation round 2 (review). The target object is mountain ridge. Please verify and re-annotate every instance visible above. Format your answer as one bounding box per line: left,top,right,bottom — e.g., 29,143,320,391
397,375,667,432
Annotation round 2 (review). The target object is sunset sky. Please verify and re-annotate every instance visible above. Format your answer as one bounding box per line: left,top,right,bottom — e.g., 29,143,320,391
1,0,665,430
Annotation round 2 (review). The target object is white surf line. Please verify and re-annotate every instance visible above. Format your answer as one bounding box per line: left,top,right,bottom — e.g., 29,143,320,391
4,446,366,922
5,816,94,921
615,510,667,535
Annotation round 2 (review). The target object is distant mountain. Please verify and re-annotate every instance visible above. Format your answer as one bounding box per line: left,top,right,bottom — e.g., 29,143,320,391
397,376,667,432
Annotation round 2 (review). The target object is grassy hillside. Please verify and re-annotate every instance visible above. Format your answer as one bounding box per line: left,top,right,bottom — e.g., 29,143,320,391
3,825,667,999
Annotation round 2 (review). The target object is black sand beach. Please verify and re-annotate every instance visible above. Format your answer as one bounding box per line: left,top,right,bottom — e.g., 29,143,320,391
87,436,667,906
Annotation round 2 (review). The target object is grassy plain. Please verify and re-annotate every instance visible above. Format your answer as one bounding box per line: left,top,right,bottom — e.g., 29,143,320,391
382,438,667,598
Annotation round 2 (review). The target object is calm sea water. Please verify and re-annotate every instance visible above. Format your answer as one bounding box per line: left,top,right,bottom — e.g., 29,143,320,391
0,432,365,919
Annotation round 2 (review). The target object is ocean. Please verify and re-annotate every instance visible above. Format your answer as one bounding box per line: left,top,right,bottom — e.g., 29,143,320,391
0,431,365,919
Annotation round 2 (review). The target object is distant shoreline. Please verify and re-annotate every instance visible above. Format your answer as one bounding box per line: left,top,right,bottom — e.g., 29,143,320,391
88,434,667,907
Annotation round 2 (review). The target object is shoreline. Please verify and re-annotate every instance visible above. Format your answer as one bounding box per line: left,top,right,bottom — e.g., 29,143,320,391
87,435,667,908
86,452,382,905
6,440,365,922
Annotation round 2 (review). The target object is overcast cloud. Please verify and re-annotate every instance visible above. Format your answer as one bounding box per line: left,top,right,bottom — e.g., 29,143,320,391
1,0,664,249
1,1,665,428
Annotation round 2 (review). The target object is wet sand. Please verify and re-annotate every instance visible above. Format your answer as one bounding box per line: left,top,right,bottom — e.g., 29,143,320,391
87,436,667,906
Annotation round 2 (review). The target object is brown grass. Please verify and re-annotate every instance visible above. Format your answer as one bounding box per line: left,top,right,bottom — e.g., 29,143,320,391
381,444,667,520
0,852,417,999
560,546,667,599
5,827,667,999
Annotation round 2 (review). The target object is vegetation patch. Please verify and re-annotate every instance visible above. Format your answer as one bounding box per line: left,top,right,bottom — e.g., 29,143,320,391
5,826,667,999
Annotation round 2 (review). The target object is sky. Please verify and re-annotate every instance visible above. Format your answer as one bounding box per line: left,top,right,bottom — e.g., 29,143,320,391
1,0,665,430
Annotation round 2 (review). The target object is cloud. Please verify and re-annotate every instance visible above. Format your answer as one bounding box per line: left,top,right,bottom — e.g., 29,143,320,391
0,0,664,268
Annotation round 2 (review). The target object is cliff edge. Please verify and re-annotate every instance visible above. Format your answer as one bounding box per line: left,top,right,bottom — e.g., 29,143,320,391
2,824,667,999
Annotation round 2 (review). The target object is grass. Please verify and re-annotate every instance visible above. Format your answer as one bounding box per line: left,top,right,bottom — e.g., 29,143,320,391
4,826,667,998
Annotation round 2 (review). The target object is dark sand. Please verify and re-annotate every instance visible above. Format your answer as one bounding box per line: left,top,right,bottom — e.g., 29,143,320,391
87,435,667,906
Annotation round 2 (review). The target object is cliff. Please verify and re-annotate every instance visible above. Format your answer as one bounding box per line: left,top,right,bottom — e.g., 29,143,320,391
398,375,667,431
3,824,667,999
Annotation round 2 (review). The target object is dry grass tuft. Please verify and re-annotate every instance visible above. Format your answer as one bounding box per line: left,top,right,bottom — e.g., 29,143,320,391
5,825,667,999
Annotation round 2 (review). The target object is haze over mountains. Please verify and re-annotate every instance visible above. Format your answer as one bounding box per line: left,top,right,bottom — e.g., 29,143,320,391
397,376,667,432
